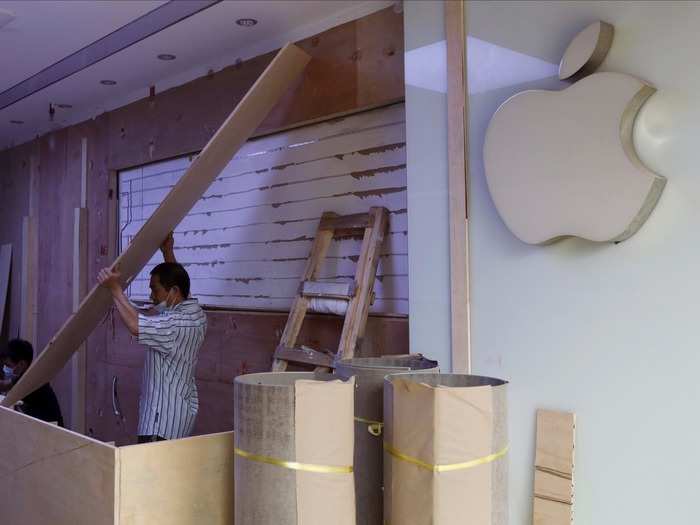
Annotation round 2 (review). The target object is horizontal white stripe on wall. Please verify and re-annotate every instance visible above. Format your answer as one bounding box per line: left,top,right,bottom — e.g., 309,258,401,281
119,103,408,315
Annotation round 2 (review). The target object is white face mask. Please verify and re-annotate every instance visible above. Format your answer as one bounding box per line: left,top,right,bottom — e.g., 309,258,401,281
153,289,174,314
3,365,15,379
153,301,168,314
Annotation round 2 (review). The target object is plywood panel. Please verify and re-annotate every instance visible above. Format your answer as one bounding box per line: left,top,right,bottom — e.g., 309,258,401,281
0,144,32,341
2,43,310,408
533,410,575,525
107,6,404,171
119,104,408,314
0,406,116,525
118,432,235,525
0,244,11,335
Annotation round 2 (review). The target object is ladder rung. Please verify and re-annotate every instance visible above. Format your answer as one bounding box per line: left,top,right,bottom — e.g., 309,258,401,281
300,280,356,300
318,212,373,232
273,345,335,368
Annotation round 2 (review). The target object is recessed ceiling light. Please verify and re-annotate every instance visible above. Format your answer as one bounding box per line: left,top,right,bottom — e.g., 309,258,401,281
56,103,73,109
157,53,176,61
236,18,257,27
100,79,117,85
10,120,23,124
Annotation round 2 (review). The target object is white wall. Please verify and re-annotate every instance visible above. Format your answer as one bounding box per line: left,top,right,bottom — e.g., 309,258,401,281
404,1,452,368
468,2,700,524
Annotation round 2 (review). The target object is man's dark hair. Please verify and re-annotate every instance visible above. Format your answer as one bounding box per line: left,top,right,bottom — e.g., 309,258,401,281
150,262,190,298
7,339,34,366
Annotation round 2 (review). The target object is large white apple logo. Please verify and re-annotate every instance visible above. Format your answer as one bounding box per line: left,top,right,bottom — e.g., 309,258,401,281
483,22,666,244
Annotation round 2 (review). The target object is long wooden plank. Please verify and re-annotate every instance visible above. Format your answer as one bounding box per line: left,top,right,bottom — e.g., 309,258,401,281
445,0,471,373
533,409,576,525
3,43,310,407
0,244,11,335
71,207,88,433
20,217,38,345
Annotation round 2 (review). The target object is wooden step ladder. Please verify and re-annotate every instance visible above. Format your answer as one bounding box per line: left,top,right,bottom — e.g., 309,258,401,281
272,207,389,371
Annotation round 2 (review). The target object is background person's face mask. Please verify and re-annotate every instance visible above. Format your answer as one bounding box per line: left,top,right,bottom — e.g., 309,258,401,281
3,365,15,379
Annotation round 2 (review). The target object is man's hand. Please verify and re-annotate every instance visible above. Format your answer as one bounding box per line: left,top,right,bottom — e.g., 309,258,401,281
160,232,176,263
98,265,139,336
98,266,122,293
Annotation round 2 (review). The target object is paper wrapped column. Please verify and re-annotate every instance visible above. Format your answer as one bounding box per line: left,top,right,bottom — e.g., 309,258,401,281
335,355,439,525
234,372,356,525
383,374,508,525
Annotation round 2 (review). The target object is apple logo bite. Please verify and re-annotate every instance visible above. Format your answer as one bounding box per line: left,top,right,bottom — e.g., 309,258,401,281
483,21,666,245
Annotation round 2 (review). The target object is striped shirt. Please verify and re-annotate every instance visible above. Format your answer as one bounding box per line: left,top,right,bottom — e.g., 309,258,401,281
137,299,207,439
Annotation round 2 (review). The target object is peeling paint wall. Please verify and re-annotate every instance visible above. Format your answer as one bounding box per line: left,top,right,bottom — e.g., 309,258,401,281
119,103,408,314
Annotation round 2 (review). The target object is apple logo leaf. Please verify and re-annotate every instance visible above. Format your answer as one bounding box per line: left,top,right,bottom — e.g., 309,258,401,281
559,21,615,81
484,72,666,245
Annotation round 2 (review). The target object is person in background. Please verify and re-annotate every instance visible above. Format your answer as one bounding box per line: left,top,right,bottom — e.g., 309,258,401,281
0,338,64,426
97,233,206,443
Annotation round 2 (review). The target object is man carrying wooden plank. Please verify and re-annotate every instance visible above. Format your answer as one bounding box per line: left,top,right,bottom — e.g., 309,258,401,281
98,234,206,443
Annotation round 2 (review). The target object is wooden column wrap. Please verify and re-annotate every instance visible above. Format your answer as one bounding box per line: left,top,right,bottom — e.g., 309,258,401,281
384,373,508,525
335,355,439,525
234,372,355,525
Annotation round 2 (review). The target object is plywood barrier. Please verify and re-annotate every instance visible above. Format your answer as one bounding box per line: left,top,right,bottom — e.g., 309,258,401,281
383,374,508,525
335,355,439,525
0,407,235,525
234,372,355,525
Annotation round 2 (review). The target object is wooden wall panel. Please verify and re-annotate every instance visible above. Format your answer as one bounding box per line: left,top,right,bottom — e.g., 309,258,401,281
0,144,31,341
0,5,406,438
106,6,404,171
35,130,80,421
88,311,408,443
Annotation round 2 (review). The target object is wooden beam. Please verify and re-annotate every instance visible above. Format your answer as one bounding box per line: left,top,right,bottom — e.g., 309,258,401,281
71,136,89,434
336,207,388,359
0,244,11,337
3,43,311,407
533,409,576,524
445,0,471,373
71,206,88,433
19,217,37,347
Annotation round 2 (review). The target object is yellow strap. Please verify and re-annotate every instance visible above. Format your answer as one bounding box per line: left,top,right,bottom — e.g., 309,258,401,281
354,416,384,436
234,447,353,474
384,442,509,473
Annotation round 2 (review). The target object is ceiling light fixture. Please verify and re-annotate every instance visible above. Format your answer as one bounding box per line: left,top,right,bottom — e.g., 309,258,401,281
100,79,117,85
0,8,15,30
9,120,23,124
157,53,176,61
236,18,257,27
